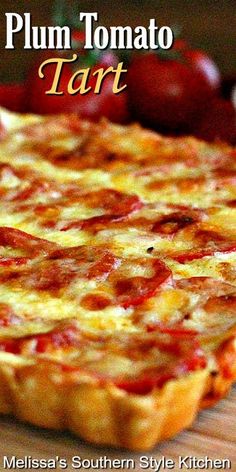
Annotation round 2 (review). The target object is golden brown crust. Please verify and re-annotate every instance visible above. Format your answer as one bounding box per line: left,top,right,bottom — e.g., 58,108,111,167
201,337,236,408
0,336,235,450
0,360,208,450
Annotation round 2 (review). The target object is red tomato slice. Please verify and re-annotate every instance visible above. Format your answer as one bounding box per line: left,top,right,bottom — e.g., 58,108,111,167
74,189,143,216
12,247,120,291
115,259,172,308
173,242,236,263
176,277,236,296
115,342,206,394
152,210,203,236
204,294,236,317
60,214,127,232
0,324,78,354
0,303,22,327
147,323,198,337
34,325,79,353
0,256,29,266
0,227,56,256
45,189,143,232
176,277,236,325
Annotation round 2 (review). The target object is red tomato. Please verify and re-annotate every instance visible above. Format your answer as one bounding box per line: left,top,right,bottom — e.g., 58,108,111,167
184,50,220,92
0,83,26,112
26,48,129,124
127,46,220,131
193,98,236,145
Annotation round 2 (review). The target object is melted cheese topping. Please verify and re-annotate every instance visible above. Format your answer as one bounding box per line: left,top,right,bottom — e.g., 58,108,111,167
0,108,235,376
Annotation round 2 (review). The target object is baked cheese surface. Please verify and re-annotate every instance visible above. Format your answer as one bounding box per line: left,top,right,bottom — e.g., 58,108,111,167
0,108,235,389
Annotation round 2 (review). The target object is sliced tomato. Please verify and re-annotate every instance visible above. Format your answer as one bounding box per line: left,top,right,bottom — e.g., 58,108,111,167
173,241,236,263
34,325,79,353
60,214,127,232
115,341,206,394
152,210,203,236
87,251,121,280
0,227,56,256
175,277,236,333
10,180,54,203
40,189,143,232
176,277,236,297
69,189,143,216
12,247,121,292
44,189,143,232
204,294,236,318
0,323,78,354
147,323,198,337
0,339,21,354
0,256,30,266
0,303,22,327
116,372,175,394
114,259,172,308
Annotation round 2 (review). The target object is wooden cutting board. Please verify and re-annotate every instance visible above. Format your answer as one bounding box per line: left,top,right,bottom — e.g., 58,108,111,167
0,386,235,471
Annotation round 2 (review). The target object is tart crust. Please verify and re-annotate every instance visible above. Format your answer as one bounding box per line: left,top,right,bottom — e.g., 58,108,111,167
0,337,235,450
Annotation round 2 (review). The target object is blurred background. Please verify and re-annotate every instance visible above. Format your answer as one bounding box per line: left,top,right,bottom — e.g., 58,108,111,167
0,0,235,82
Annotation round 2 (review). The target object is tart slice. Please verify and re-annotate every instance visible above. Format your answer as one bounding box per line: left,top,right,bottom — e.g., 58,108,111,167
0,107,235,449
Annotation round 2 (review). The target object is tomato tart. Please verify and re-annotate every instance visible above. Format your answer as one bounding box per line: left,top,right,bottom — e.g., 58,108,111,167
0,107,235,450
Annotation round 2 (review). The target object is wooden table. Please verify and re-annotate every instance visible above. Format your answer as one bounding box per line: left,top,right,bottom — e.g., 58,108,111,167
0,387,235,471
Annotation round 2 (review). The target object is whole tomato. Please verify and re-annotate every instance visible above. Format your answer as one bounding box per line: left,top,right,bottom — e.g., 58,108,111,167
127,43,220,132
0,83,26,112
193,98,236,145
26,42,129,124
